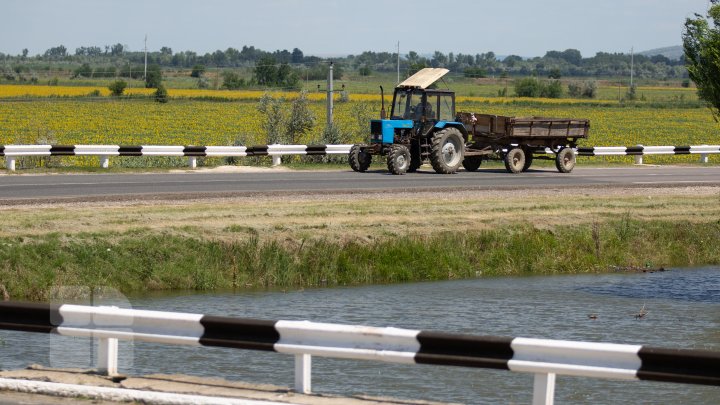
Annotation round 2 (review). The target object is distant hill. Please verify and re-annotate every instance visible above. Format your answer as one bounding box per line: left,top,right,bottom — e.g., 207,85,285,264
638,46,684,60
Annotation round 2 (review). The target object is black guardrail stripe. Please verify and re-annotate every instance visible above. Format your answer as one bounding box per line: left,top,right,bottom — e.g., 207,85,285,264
576,147,595,156
183,146,207,157
246,145,269,156
674,146,691,154
49,145,76,156
118,146,143,156
305,145,327,155
415,332,514,369
0,302,63,333
625,146,644,155
199,315,279,351
0,145,4,156
637,346,720,386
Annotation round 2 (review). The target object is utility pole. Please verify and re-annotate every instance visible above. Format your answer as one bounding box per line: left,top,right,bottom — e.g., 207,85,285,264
397,41,400,84
327,61,334,127
144,34,148,80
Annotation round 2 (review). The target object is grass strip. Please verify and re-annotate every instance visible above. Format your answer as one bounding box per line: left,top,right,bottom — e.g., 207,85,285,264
1,219,718,301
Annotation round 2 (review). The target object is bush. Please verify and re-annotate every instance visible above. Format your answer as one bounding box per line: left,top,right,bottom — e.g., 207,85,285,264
73,63,93,78
681,79,691,88
463,67,486,78
145,64,162,88
515,77,563,98
221,71,245,90
541,80,563,98
191,64,206,78
48,77,59,86
108,79,127,96
358,65,372,76
154,84,169,103
514,77,541,97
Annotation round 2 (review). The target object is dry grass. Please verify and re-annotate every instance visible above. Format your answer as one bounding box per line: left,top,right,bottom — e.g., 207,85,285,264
2,186,719,246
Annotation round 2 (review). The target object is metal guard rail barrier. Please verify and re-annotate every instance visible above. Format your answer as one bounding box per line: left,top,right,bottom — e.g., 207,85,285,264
1,144,718,171
0,302,718,405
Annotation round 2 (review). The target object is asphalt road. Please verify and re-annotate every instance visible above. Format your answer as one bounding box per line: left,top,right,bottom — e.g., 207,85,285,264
0,166,718,202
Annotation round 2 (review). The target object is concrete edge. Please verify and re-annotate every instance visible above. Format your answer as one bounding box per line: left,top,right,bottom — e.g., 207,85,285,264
0,377,287,405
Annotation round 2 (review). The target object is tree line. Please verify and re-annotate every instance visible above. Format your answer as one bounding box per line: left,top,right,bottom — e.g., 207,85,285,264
1,42,688,83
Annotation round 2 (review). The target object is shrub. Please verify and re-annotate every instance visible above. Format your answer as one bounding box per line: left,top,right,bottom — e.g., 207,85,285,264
221,71,245,90
681,79,691,88
568,81,596,98
108,79,127,96
514,77,541,97
358,65,372,76
73,63,93,78
145,64,162,88
48,77,59,86
154,84,169,103
541,80,563,98
191,64,206,78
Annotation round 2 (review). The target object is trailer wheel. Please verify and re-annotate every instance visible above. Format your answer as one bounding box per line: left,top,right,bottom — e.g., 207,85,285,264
430,127,465,174
522,153,534,172
555,147,576,173
349,144,372,172
504,147,526,173
462,156,482,172
408,140,422,172
387,145,411,175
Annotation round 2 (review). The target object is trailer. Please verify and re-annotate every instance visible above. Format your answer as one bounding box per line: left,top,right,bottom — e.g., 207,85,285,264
457,112,590,173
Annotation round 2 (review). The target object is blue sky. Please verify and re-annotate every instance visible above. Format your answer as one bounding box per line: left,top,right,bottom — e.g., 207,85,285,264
1,0,711,58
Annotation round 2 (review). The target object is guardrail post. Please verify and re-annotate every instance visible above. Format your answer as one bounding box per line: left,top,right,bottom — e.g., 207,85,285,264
294,353,311,394
272,155,282,166
6,157,16,171
634,144,643,165
97,337,119,376
100,155,109,169
700,153,709,164
188,156,197,169
532,373,555,405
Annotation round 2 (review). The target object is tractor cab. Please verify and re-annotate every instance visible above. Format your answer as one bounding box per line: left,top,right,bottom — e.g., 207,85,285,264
370,68,458,144
351,68,468,175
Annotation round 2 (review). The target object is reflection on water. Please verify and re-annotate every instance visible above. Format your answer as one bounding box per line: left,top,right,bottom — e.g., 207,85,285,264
2,267,719,404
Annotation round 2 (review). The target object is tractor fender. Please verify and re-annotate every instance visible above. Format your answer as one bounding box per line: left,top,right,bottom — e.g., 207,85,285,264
433,121,468,137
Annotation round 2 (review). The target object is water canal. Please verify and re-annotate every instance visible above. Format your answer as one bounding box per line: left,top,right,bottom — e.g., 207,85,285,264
2,266,719,404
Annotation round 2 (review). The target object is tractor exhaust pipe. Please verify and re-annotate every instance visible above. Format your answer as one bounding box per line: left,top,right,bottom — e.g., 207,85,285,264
380,86,386,119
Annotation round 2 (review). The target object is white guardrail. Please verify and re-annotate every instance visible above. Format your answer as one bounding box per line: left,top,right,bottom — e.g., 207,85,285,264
0,144,718,171
0,302,718,405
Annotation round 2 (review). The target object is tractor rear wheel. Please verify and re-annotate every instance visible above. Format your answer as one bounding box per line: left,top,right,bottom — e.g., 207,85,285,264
555,147,576,173
429,127,465,174
349,144,372,172
462,156,482,172
387,145,411,175
504,147,525,173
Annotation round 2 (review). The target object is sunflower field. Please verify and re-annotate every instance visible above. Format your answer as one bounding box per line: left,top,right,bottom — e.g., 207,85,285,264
0,84,718,167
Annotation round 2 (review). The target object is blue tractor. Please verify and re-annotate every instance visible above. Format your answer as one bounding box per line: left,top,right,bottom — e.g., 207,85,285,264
349,68,468,175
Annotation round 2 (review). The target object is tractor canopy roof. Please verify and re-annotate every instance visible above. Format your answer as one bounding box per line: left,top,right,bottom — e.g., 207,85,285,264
397,68,449,89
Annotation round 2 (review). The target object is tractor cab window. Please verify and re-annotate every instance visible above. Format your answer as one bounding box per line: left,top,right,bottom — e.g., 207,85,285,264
431,93,454,121
391,89,424,120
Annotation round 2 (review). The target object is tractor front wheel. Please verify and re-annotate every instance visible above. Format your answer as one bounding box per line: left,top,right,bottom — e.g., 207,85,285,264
387,145,411,175
430,127,465,174
349,144,372,172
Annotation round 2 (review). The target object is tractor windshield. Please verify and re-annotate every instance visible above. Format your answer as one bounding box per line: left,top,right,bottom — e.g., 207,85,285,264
391,89,424,120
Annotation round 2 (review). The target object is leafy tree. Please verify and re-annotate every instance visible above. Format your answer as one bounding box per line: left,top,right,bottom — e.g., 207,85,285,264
44,45,68,58
21,48,28,59
145,64,162,88
548,68,562,79
683,1,720,120
73,63,93,78
286,91,316,144
110,43,124,56
108,79,127,96
358,64,372,76
291,48,304,63
254,55,278,85
257,93,286,144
